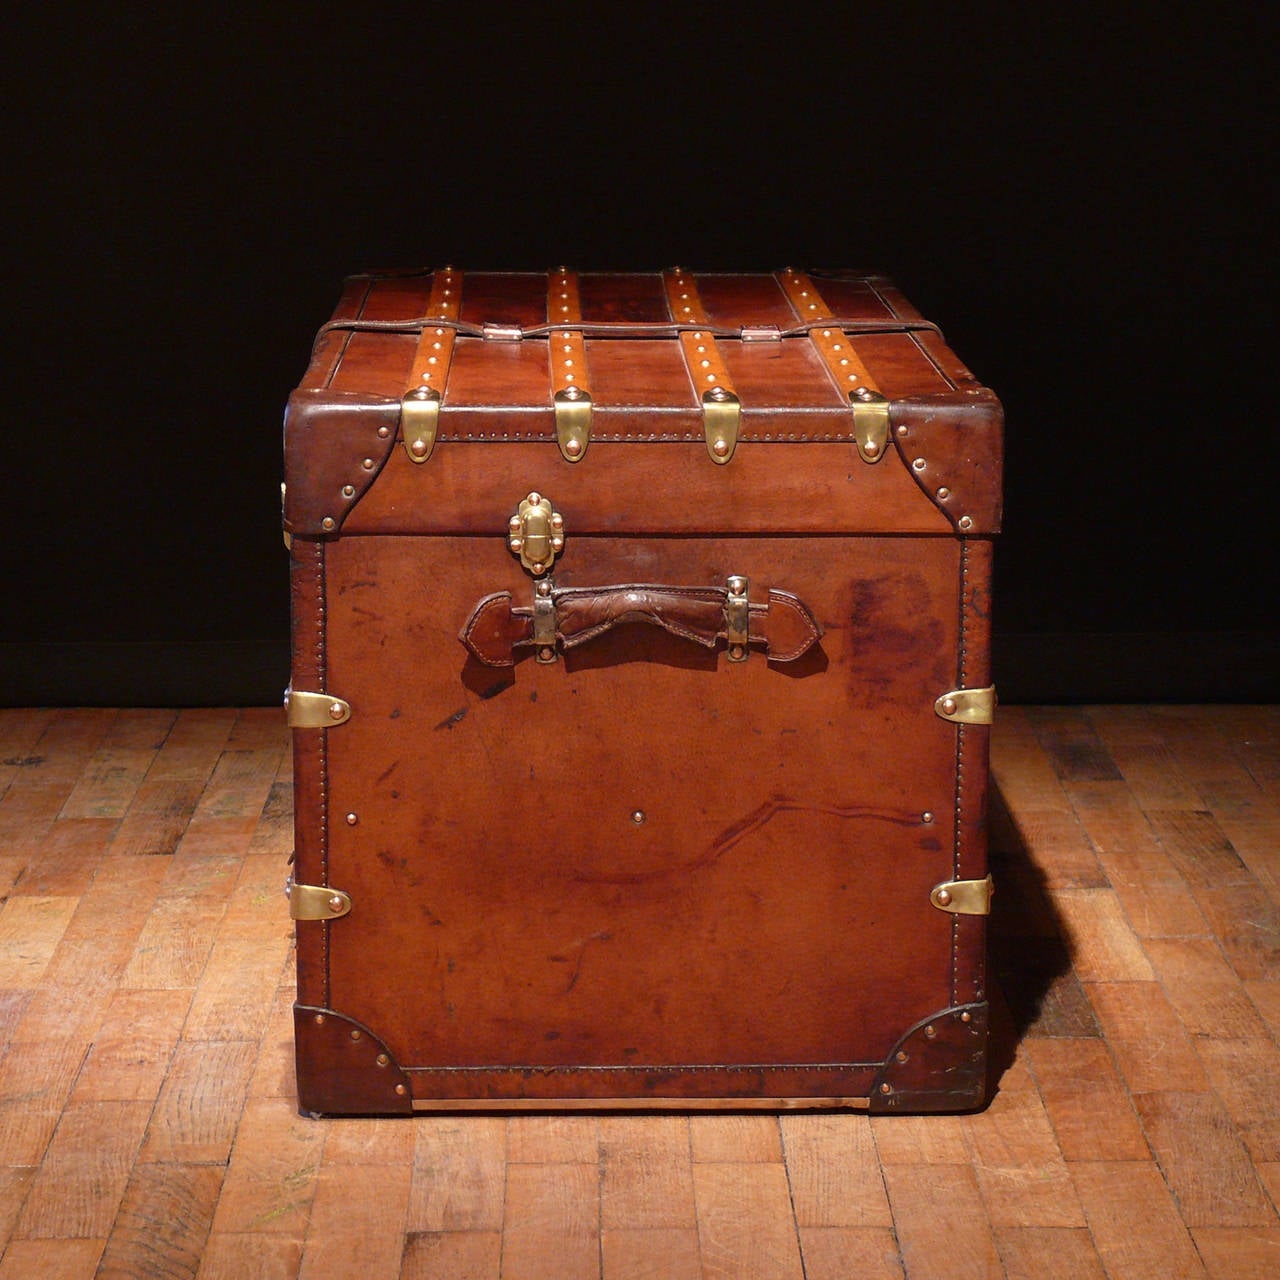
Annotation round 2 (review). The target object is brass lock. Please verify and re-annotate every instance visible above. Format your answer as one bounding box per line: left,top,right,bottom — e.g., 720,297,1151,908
507,492,564,576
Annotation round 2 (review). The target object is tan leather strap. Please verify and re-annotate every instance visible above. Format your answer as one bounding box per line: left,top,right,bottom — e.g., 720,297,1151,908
663,269,741,464
778,269,890,462
548,268,591,462
460,580,823,667
401,268,463,463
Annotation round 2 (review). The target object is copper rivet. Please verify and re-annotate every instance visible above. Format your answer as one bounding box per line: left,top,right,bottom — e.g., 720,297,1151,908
937,486,950,499
509,516,522,531
551,536,564,550
529,491,541,504
539,647,554,661
321,516,336,531
864,441,879,456
896,425,908,437
730,644,745,659
912,457,926,471
376,1053,389,1067
362,458,374,470
961,1011,972,1023
958,516,974,531
328,702,345,720
411,439,428,457
314,1014,325,1025
564,440,581,457
328,895,344,912
922,811,934,823
925,1024,937,1038
509,537,522,551
395,1084,407,1095
342,484,355,498
345,813,357,826
631,810,645,824
879,1082,892,1094
896,1050,908,1063
551,514,564,529
713,440,729,457
377,425,391,438
536,581,552,597
942,698,958,716
532,561,545,574
937,889,953,906
350,1029,361,1041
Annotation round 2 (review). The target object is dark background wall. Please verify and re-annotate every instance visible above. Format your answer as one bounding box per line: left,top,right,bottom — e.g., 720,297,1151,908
4,8,1275,705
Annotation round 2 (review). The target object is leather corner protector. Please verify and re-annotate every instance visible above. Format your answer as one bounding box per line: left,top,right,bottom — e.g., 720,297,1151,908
283,388,401,535
869,1002,989,1113
293,1004,413,1117
890,391,1004,534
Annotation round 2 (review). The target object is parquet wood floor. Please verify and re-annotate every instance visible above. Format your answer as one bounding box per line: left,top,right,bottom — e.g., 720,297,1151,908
0,705,1277,1278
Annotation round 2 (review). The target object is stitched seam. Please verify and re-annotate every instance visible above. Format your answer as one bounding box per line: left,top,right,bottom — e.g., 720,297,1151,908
952,539,970,1005
405,1062,881,1075
315,539,329,1004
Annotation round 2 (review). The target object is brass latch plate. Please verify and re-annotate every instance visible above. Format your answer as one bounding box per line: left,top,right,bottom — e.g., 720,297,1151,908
507,492,565,576
930,875,994,916
934,685,997,725
285,689,351,728
286,876,352,920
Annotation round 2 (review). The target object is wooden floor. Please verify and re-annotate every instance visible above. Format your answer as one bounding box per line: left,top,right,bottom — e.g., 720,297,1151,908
0,706,1277,1279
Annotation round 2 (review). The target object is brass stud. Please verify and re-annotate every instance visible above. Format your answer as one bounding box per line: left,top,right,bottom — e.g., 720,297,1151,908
328,702,346,721
937,486,951,499
961,1011,972,1023
924,1024,937,1039
564,440,581,458
912,457,927,472
350,1029,361,1041
529,491,541,505
896,424,908,437
896,1050,909,1063
879,1082,892,1095
922,811,934,823
550,514,564,530
321,516,336,531
631,810,646,824
509,537,522,552
345,813,358,826
958,516,974,531
539,646,554,662
535,580,552,597
864,441,880,457
708,385,730,402
410,439,429,458
551,536,564,550
328,894,344,913
377,425,391,439
362,458,374,470
712,439,729,457
532,561,545,575
314,1014,325,1025
395,1084,407,1096
342,484,356,498
936,889,953,907
508,516,522,532
376,1053,389,1067
941,698,958,716
562,384,582,400
729,644,745,660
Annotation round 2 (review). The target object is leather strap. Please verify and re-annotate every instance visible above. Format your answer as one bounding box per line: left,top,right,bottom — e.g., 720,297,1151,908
400,268,462,462
460,581,823,667
548,268,591,461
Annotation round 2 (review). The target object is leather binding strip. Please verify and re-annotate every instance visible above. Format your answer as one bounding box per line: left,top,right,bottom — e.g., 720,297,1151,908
401,267,462,462
778,269,890,463
663,268,741,464
548,268,591,461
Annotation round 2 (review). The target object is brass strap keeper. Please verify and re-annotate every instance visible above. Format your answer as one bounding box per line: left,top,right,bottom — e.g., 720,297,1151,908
930,874,994,916
548,270,592,462
287,875,352,920
402,267,461,462
934,685,997,725
533,578,557,663
664,269,741,464
725,575,750,662
401,386,440,462
286,689,351,728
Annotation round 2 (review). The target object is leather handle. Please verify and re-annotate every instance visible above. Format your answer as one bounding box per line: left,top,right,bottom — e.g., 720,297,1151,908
460,581,822,667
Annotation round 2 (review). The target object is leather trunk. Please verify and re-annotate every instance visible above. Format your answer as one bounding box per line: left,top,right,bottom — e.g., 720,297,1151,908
283,268,1003,1115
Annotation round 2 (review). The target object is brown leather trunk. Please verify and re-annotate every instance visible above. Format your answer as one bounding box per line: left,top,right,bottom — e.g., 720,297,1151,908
283,269,1003,1115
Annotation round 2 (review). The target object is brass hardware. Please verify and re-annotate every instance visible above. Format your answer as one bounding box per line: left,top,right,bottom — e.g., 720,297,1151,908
345,813,358,826
482,322,523,341
533,576,557,663
631,810,646,825
286,689,351,728
849,387,890,463
402,386,440,463
921,811,934,824
934,685,997,725
725,575,749,662
286,876,352,920
930,874,994,916
554,385,592,462
509,492,564,576
703,385,741,464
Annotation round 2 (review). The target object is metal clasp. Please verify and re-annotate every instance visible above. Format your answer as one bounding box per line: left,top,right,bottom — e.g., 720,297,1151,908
554,385,591,462
286,689,351,728
850,387,890,463
934,685,997,725
725,575,749,662
402,386,440,463
930,875,994,916
507,492,564,576
704,386,741,464
286,875,352,920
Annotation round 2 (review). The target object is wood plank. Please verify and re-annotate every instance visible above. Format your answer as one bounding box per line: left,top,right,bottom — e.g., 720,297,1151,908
407,1118,506,1232
1193,1037,1280,1162
0,1038,93,1167
1191,1228,1280,1280
1144,936,1272,1038
0,896,79,985
0,708,58,799
1189,881,1280,982
144,709,236,782
218,851,295,940
138,1040,258,1164
510,1115,601,1165
299,1161,412,1280
70,987,192,1103
1133,1091,1274,1227
108,778,205,857
1071,1160,1208,1279
60,733,168,819
14,1100,152,1239
962,1082,1083,1228
1052,889,1154,981
192,748,284,822
95,1161,222,1280
881,1164,1003,1280
797,1227,904,1280
1030,707,1124,783
0,1166,36,1253
246,779,294,858
321,1116,416,1166
1007,808,1108,889
599,1116,695,1230
0,1239,106,1279
247,985,297,1102
993,1226,1108,1280
1085,981,1209,1092
780,1114,891,1227
1148,808,1254,889
990,709,1070,811
398,1230,501,1280
207,1099,325,1237
500,1163,599,1280
182,934,291,1042
7,817,114,896
1023,1037,1149,1161
1244,979,1280,1040
688,1114,781,1163
692,1162,805,1280
194,1233,304,1280
869,1113,971,1165
120,897,225,990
